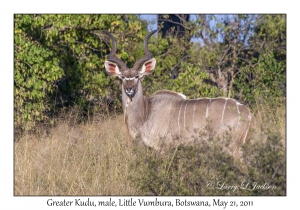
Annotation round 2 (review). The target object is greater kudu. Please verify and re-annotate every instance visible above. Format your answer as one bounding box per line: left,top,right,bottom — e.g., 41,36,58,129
103,30,254,158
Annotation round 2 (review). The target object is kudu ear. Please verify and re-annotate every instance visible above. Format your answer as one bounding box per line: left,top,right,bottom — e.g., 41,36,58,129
104,61,122,78
139,58,156,78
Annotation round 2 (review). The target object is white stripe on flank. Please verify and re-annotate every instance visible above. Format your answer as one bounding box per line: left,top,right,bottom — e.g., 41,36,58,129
236,102,240,115
221,98,228,125
193,98,200,125
243,124,250,143
242,114,253,143
178,100,185,132
236,102,241,127
205,98,212,118
235,100,243,105
169,98,178,134
183,100,190,132
177,93,187,99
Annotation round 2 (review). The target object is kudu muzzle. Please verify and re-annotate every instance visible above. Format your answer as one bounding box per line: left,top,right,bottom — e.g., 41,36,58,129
123,76,140,100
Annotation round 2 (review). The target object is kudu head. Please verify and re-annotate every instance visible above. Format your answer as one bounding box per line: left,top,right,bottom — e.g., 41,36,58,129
103,30,157,100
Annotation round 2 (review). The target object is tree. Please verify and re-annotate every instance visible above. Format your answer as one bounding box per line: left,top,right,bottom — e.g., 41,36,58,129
234,14,286,105
189,15,259,98
158,14,190,39
14,14,149,132
14,14,286,135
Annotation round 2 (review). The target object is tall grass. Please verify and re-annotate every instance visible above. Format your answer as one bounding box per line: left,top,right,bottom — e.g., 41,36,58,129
14,100,286,196
14,111,138,195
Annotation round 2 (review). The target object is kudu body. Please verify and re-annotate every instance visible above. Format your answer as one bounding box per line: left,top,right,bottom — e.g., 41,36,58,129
103,30,253,158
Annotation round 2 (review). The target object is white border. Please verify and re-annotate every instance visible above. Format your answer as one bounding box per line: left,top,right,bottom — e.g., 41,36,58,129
2,0,298,209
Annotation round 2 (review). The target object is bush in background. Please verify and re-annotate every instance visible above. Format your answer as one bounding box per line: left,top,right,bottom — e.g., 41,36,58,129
14,14,149,134
14,14,286,133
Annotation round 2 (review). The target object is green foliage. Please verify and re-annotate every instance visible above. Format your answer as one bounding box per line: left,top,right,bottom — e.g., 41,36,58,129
235,52,285,106
14,14,148,132
142,34,222,99
234,15,286,106
14,14,286,138
188,15,286,103
172,62,222,98
253,15,286,50
14,16,64,129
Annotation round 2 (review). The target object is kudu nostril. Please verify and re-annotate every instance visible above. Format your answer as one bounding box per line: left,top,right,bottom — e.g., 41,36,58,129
126,87,133,92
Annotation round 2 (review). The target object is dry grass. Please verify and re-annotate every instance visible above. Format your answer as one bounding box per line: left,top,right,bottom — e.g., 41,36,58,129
14,113,138,195
14,99,286,196
251,101,286,145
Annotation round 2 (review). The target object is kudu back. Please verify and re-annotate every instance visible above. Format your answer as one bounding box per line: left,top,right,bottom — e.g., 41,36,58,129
103,30,254,158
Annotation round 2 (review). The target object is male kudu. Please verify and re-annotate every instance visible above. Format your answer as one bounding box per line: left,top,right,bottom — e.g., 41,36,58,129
103,30,254,158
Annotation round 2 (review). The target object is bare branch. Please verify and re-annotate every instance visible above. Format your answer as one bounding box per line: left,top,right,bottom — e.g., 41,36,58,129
159,18,192,31
15,59,32,69
170,55,191,72
174,14,189,23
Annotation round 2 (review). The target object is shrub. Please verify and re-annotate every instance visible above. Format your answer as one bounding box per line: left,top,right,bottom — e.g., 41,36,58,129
130,125,285,196
14,14,149,134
